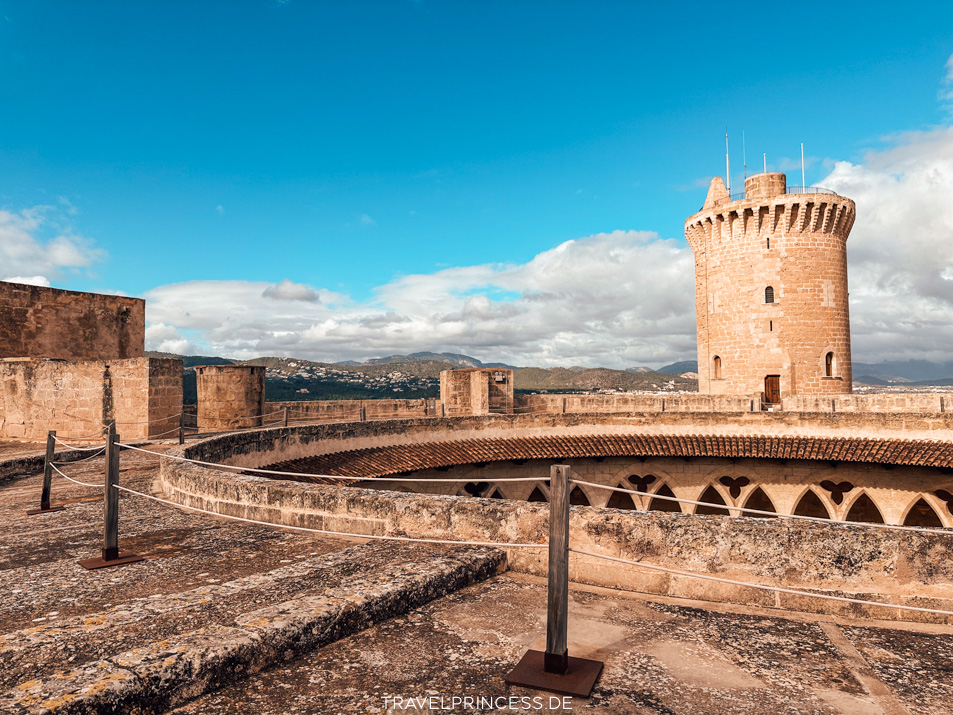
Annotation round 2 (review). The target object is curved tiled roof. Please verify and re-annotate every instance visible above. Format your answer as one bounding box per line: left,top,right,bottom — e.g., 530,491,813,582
265,433,953,481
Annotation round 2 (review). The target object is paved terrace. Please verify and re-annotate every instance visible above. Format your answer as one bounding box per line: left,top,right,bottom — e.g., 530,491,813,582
1,440,953,713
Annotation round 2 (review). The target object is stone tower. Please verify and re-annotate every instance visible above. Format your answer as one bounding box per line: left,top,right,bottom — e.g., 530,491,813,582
684,172,855,403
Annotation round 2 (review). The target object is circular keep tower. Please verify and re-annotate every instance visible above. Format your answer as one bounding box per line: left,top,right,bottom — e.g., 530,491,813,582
684,172,855,403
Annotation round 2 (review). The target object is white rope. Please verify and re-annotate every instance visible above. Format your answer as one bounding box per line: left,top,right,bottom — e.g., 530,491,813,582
57,425,110,440
51,447,106,464
112,484,546,549
570,478,953,537
570,547,953,618
49,462,105,489
116,442,556,483
52,434,107,452
113,412,183,426
148,426,183,438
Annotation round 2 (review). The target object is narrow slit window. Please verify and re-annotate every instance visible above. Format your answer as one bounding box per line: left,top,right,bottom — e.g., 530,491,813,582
713,355,722,379
766,237,770,249
769,320,773,331
765,286,775,303
825,352,834,377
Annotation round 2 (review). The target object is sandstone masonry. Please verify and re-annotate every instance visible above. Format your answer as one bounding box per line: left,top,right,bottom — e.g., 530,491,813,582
685,173,855,402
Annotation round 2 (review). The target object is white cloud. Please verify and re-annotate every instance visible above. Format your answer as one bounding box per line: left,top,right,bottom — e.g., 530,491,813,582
822,126,953,362
359,213,377,226
143,231,696,367
0,205,105,285
215,205,225,216
262,278,320,302
2,275,50,287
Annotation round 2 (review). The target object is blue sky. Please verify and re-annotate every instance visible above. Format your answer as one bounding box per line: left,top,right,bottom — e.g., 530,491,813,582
3,1,953,367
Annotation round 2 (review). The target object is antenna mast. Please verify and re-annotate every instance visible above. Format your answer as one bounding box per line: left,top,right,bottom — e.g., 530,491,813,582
763,153,767,173
725,130,730,194
801,142,806,189
743,131,747,180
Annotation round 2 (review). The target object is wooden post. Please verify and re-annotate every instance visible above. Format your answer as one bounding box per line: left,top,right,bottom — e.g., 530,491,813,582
103,424,120,561
546,464,570,674
27,431,65,515
505,463,603,697
178,412,185,445
79,424,144,570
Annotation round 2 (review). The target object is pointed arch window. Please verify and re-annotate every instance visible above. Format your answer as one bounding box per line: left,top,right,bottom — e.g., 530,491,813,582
903,498,943,528
825,352,834,377
793,490,831,520
765,286,775,303
648,484,682,513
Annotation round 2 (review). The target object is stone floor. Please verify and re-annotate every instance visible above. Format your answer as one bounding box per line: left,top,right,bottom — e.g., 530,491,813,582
3,440,953,714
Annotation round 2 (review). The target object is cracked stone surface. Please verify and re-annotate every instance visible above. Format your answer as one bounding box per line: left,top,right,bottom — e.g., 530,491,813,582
4,440,953,714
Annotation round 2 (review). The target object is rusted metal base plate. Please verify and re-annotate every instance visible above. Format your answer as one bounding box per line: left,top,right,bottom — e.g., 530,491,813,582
26,505,66,516
78,552,145,570
505,649,604,698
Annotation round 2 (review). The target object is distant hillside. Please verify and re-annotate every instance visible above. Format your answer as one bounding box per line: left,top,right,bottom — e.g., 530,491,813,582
852,360,953,383
657,360,698,374
514,367,696,392
358,351,518,369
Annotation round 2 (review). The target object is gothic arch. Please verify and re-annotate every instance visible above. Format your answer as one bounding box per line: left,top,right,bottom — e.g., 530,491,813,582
742,487,778,518
606,485,638,511
695,484,730,516
526,485,548,503
792,487,832,520
648,483,682,513
844,492,885,524
569,486,591,506
901,496,944,528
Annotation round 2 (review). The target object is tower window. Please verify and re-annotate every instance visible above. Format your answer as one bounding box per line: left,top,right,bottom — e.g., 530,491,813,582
712,356,722,379
825,352,834,377
766,238,770,249
765,286,775,303
769,320,773,331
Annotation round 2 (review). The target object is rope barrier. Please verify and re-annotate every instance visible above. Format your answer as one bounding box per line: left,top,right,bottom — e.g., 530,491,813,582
113,413,183,426
116,443,560,483
569,547,953,618
49,462,105,489
57,425,111,440
112,484,547,549
570,478,953,537
51,447,106,464
52,434,108,451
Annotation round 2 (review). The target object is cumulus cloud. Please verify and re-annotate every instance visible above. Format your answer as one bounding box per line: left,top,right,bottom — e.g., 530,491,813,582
359,213,377,226
822,126,953,362
2,275,51,287
262,278,320,302
144,231,696,367
0,206,105,285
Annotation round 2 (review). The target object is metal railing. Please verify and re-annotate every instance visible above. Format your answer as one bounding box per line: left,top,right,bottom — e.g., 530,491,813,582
699,184,840,211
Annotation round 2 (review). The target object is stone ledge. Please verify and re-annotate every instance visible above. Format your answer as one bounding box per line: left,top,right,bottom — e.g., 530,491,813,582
0,546,505,714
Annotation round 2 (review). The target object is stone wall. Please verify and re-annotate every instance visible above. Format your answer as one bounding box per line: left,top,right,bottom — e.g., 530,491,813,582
0,357,182,440
0,281,145,361
195,365,265,431
783,393,948,413
515,393,757,414
160,447,953,623
266,398,439,423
